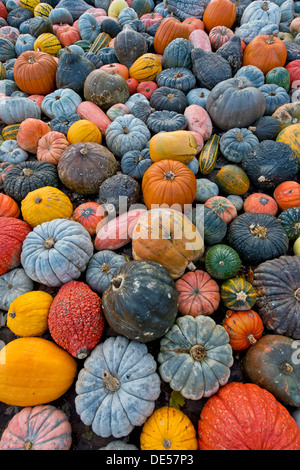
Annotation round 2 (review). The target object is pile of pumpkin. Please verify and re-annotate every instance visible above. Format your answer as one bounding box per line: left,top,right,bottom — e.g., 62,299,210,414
0,0,300,451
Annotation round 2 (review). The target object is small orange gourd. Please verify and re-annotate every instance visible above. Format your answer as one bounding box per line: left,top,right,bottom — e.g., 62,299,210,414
223,309,264,351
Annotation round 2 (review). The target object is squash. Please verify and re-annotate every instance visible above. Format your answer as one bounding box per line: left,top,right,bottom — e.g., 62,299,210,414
0,193,20,218
158,315,233,400
243,34,287,75
85,250,127,295
114,23,148,69
0,337,77,406
192,205,227,246
149,130,198,164
243,334,300,407
2,124,21,142
13,50,57,96
195,179,219,203
121,147,152,179
220,277,257,311
7,291,53,337
140,407,198,451
219,128,259,163
0,140,28,165
84,69,130,111
0,217,31,276
0,268,34,312
278,207,300,240
67,119,102,145
276,123,300,165
184,104,212,141
129,53,162,82
175,270,220,317
253,255,300,339
150,86,188,114
223,309,263,351
272,102,300,130
75,335,161,438
243,192,278,216
204,196,237,224
132,208,204,279
36,131,69,166
153,16,190,55
41,88,82,120
72,202,106,237
162,37,193,70
146,110,187,134
241,1,281,26
209,25,233,50
98,173,141,215
21,186,73,228
205,244,241,280
0,96,41,126
273,181,300,210
259,83,289,116
203,0,236,32
77,101,111,137
266,66,290,92
34,33,62,55
198,382,300,450
17,118,51,154
198,134,219,175
215,165,250,195
56,47,95,94
48,280,104,359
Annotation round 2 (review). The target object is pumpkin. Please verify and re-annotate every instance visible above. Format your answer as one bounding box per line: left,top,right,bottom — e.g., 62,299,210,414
215,165,250,195
85,250,127,295
223,309,263,350
13,50,57,96
142,159,196,211
0,96,41,126
150,86,188,114
209,25,233,50
273,181,300,210
132,208,204,279
219,128,259,163
158,315,233,400
243,334,300,407
21,186,73,228
0,337,77,407
36,130,69,165
243,34,287,75
272,102,300,131
17,118,51,154
276,123,300,165
0,140,28,164
175,270,220,317
0,268,34,312
121,147,152,179
192,205,227,246
0,217,31,276
198,382,300,450
204,196,237,224
67,119,102,145
105,114,151,158
57,142,118,195
114,23,148,69
21,218,94,287
129,53,162,82
0,193,20,218
253,255,300,339
162,37,194,70
7,290,53,337
243,192,278,216
153,16,189,55
203,0,236,32
149,130,198,164
72,202,106,237
41,88,82,120
195,178,219,203
48,280,104,359
0,405,72,451
75,335,161,437
259,83,289,116
77,101,111,137
156,67,197,93
98,173,140,215
55,46,95,94
241,1,281,25
221,277,257,311
205,244,241,280
146,110,187,134
84,69,130,111
266,66,290,92
140,406,198,451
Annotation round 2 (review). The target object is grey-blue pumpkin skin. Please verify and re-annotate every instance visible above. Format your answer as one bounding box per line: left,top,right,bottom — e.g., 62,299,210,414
21,218,94,287
166,0,210,20
0,96,41,125
219,128,259,163
195,179,219,203
0,139,28,164
105,114,151,158
158,315,233,400
101,260,178,343
75,335,161,438
0,268,33,311
85,250,127,295
41,88,82,119
192,205,227,245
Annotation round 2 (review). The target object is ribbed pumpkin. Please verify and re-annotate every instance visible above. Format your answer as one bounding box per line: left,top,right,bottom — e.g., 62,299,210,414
175,270,220,317
0,405,72,451
13,51,57,96
142,159,197,210
34,33,62,55
17,118,51,154
223,309,264,350
273,181,300,210
7,291,53,337
220,277,257,311
140,407,198,451
36,131,70,165
67,119,102,144
129,53,162,82
0,337,77,406
153,16,190,55
21,186,73,228
72,202,106,236
132,208,204,279
48,280,105,359
198,382,300,450
243,34,287,75
203,0,236,32
0,193,20,218
243,192,278,216
149,130,198,164
204,196,237,224
0,217,31,276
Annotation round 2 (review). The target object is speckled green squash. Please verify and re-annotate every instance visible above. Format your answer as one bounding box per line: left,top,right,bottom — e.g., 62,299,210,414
215,164,250,195
265,67,290,92
205,244,242,280
220,277,257,310
158,315,233,400
278,207,300,240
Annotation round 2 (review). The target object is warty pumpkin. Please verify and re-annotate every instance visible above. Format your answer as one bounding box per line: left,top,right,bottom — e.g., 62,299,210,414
7,290,53,337
0,337,77,407
13,50,57,96
223,309,264,350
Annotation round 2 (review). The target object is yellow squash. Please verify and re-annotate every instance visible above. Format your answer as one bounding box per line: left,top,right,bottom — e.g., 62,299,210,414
67,119,102,144
149,130,198,164
129,53,162,82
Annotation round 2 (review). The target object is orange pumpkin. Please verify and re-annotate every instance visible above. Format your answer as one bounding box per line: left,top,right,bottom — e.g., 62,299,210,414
223,310,264,351
100,63,129,80
13,51,57,96
153,16,190,54
142,159,197,210
55,25,81,47
182,17,205,33
36,131,70,165
0,193,20,218
17,119,51,154
204,196,237,224
72,202,106,236
203,0,236,32
273,181,300,210
243,192,278,216
243,34,287,75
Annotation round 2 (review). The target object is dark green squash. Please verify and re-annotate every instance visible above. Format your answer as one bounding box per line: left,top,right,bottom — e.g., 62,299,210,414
248,116,281,141
149,86,188,113
101,260,178,342
98,173,141,215
253,255,300,339
56,47,95,94
204,244,242,280
83,69,130,111
114,24,148,69
278,207,300,240
162,38,194,70
96,47,118,65
265,67,290,92
227,212,289,266
243,334,300,407
192,205,227,246
28,16,54,37
191,48,232,91
215,35,243,76
146,110,187,133
100,18,122,38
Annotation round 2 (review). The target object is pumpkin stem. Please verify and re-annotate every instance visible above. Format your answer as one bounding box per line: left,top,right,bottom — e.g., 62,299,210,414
247,333,257,345
235,130,244,142
22,168,34,177
266,34,275,45
35,197,42,204
44,237,56,249
102,371,120,392
262,1,269,11
294,287,300,301
101,263,111,274
249,223,268,238
163,439,172,449
80,147,88,156
248,126,256,132
282,362,293,373
235,290,248,302
187,262,197,271
8,311,16,318
111,275,123,290
190,344,206,361
27,55,36,64
24,441,33,450
167,93,174,99
163,170,176,181
76,349,89,360
122,125,130,134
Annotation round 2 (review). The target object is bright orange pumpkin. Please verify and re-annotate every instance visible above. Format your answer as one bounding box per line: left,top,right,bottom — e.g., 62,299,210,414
72,202,106,236
243,34,287,75
223,309,264,351
273,181,300,210
13,51,57,96
243,192,278,216
203,0,236,32
153,16,190,54
0,193,20,218
100,63,129,80
17,118,51,154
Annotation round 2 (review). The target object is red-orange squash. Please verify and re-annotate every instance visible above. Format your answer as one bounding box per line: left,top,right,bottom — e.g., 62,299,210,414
204,196,237,224
243,192,278,216
0,193,20,218
76,101,111,137
153,16,190,55
36,131,69,165
223,309,264,350
273,181,300,210
72,202,106,236
17,118,51,154
0,217,31,275
243,34,287,75
182,17,205,34
203,0,236,32
100,63,129,80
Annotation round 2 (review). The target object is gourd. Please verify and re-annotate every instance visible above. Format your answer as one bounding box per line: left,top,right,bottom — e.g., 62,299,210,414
204,196,237,224
162,38,193,70
150,86,188,114
101,260,178,342
149,130,198,164
0,96,41,125
146,110,187,133
198,382,300,450
203,0,237,32
85,250,127,295
0,217,31,276
0,337,77,406
41,88,82,119
195,179,219,203
220,277,257,310
184,105,212,141
55,47,96,95
156,67,196,94
215,165,250,195
0,268,33,311
191,48,232,91
0,139,28,164
72,202,106,237
175,270,220,317
21,218,94,287
34,32,62,56
219,128,259,163
276,124,300,165
129,53,162,82
67,119,102,145
77,101,111,137
0,405,72,450
223,309,263,350
158,315,233,400
192,205,227,245
273,181,300,210
198,134,220,175
36,131,69,166
84,68,130,111
253,255,300,339
242,34,287,75
114,23,148,69
75,335,161,437
278,207,300,240
48,280,104,359
7,290,53,337
259,83,290,116
140,407,198,451
0,193,20,218
205,244,242,280
243,192,278,216
98,173,140,215
16,118,51,154
121,147,152,180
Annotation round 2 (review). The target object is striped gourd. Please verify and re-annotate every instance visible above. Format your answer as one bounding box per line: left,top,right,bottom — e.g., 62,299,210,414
199,134,220,175
89,33,112,54
129,53,162,82
34,33,62,55
34,2,53,17
220,277,257,311
74,40,92,52
2,124,21,141
20,0,40,12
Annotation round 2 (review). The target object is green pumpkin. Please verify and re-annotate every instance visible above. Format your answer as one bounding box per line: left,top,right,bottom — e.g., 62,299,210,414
162,38,194,70
56,47,95,94
84,69,130,111
265,66,290,92
158,315,233,400
278,207,300,240
220,128,259,163
220,277,257,310
243,334,300,408
192,205,227,246
205,244,242,280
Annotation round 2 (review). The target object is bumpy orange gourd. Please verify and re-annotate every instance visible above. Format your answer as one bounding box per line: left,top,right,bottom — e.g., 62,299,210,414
140,406,198,450
0,337,77,406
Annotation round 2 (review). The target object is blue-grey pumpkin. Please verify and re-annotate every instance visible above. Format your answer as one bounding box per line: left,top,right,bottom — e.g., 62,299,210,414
0,139,28,163
0,268,33,311
121,147,152,179
220,128,260,163
85,250,127,295
105,114,151,158
258,83,290,116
